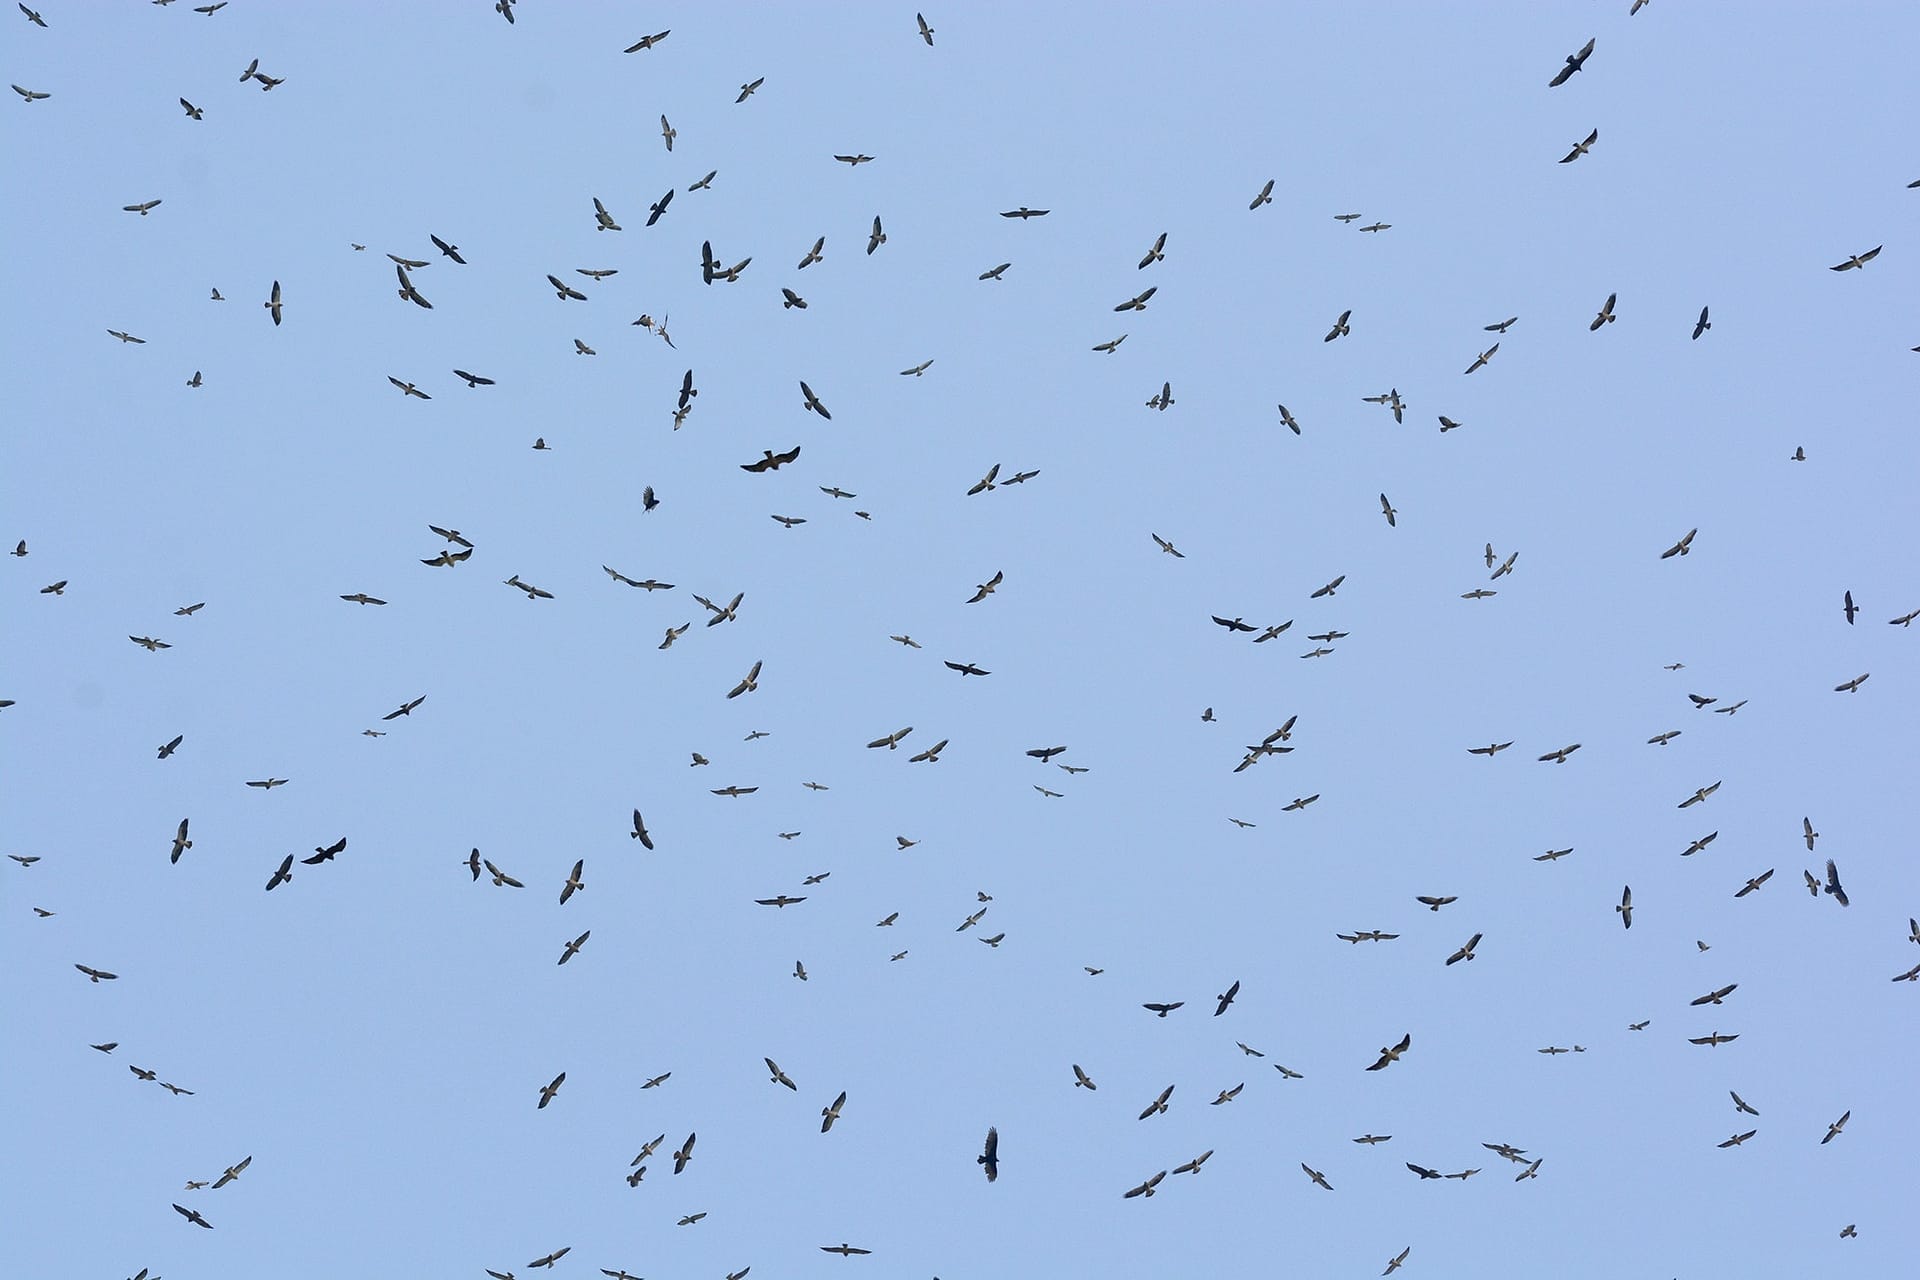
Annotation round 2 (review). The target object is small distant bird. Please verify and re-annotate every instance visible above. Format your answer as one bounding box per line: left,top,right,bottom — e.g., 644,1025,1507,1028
978,262,1010,281
659,114,676,150
1692,306,1712,339
916,11,934,44
1616,885,1633,928
1843,590,1858,624
1823,859,1849,906
800,381,832,418
173,1203,213,1229
1590,293,1617,330
1548,36,1596,87
1829,245,1882,272
1689,1032,1739,1047
1213,981,1240,1016
1445,933,1483,965
1380,494,1397,526
866,215,886,254
123,199,162,216
302,837,346,865
1000,206,1049,220
1735,869,1774,898
537,1071,566,1109
1323,309,1351,342
157,734,183,759
1138,232,1167,268
1137,1084,1175,1119
1464,343,1499,374
1559,128,1598,163
1123,1171,1167,1199
624,29,670,52
1367,1033,1411,1071
978,1127,999,1181
1250,179,1275,209
12,83,50,101
264,280,282,325
737,77,764,102
820,1090,847,1132
1661,528,1697,558
1142,1002,1183,1018
1115,286,1157,312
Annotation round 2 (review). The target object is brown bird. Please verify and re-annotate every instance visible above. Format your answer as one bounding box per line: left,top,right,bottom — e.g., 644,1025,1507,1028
1548,37,1596,87
537,1071,566,1109
1137,1084,1175,1120
559,859,585,904
1445,933,1483,965
1367,1033,1411,1071
741,446,801,473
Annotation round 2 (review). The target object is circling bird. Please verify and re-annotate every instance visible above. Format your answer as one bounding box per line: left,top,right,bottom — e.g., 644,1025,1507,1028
1548,37,1596,87
977,1127,999,1181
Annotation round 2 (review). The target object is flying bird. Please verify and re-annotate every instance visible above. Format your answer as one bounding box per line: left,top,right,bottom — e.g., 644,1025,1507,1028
1137,1084,1175,1119
1823,859,1849,906
1590,293,1617,330
1559,128,1598,163
1661,528,1697,559
866,216,886,254
1250,179,1275,209
1548,37,1596,86
264,280,282,325
1367,1034,1411,1071
742,446,801,472
1829,245,1882,271
1692,306,1711,339
1213,980,1240,1016
978,1127,999,1181
916,11,934,44
537,1071,566,1109
820,1090,847,1132
1616,885,1633,929
800,381,832,418
1142,1002,1183,1018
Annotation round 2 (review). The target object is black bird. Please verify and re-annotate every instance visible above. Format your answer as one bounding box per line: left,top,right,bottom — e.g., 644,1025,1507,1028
1142,1002,1183,1018
430,234,465,264
978,1126,999,1181
157,734,183,759
1843,590,1857,624
630,810,653,849
741,446,801,473
548,274,587,301
173,1203,213,1229
395,265,432,308
1213,980,1240,1016
301,837,346,865
1823,859,1849,907
1548,37,1596,87
1000,207,1049,219
646,189,673,226
678,369,697,409
1692,306,1711,340
453,369,494,387
264,854,293,891
1590,293,1617,330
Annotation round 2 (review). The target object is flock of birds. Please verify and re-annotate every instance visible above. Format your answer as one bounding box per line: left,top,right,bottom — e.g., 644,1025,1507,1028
7,3,1917,1278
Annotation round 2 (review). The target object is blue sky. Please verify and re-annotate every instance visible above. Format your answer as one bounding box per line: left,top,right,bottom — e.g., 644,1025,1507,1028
5,2,1917,1276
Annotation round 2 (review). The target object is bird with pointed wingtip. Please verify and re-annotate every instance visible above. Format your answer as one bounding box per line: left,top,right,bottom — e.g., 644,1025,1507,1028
1213,980,1240,1016
866,215,886,254
1678,780,1722,808
302,837,346,866
1690,1032,1739,1047
1114,286,1157,312
1445,933,1483,964
11,84,50,102
1661,528,1697,558
395,265,432,309
1367,1034,1411,1071
1549,36,1595,86
264,279,282,325
1249,178,1275,209
1323,309,1351,342
1823,859,1850,906
967,570,1004,603
1559,128,1598,163
1735,869,1774,898
1463,343,1499,374
264,855,293,891
1830,245,1882,272
1616,885,1633,928
1834,672,1869,693
1589,292,1617,330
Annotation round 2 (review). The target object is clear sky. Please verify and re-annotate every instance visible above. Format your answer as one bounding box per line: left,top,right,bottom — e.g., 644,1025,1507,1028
5,2,1917,1277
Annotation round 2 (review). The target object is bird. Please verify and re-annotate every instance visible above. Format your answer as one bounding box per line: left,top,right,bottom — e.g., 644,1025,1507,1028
1537,743,1581,764
1821,1110,1850,1144
908,738,948,763
1071,1064,1097,1091
547,274,587,301
978,1127,999,1181
624,29,670,52
157,734,183,759
1138,232,1167,268
1324,309,1352,342
944,661,989,677
212,1155,252,1188
395,265,432,308
75,964,118,983
123,199,162,216
1719,1131,1758,1148
1661,528,1697,558
1464,343,1499,374
1361,390,1405,423
1406,1163,1443,1180
781,287,808,309
1829,245,1882,272
1137,1084,1175,1119
1843,589,1859,624
557,931,590,965
388,377,430,400
672,1133,696,1173
264,280,282,325
1617,885,1633,928
1548,36,1596,86
820,1245,871,1256
820,1090,847,1132
736,77,764,102
1380,494,1397,527
1146,381,1173,410
1250,179,1275,209
1834,672,1870,693
1445,933,1483,965
967,570,1004,603
799,381,832,418
528,1248,571,1269
1383,1247,1412,1275
1735,870,1774,898
12,83,50,101
536,1071,566,1109
558,859,585,905
1679,780,1722,808
833,153,875,166
755,894,805,907
727,660,763,699
659,115,675,150
1301,1164,1333,1191
741,446,801,473
866,216,886,254
916,11,934,44
1142,1002,1184,1018
169,818,193,863
1123,1171,1167,1199
1689,1032,1739,1047
264,855,293,890
1001,207,1049,219
1367,1034,1411,1071
1559,129,1598,163
1486,316,1519,333
797,236,826,269
978,262,1011,281
483,859,523,889
173,1203,213,1229
1213,980,1240,1016
382,696,426,721
591,196,622,231
1590,293,1617,330
302,837,346,865
1823,859,1850,906
1114,287,1157,312
429,234,464,265
1467,743,1511,758
1692,306,1712,339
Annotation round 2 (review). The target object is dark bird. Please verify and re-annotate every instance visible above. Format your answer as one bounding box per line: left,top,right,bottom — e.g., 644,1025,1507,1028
395,265,432,308
1250,178,1275,209
756,894,805,907
75,964,118,983
1824,859,1849,906
537,1071,565,1109
646,189,673,226
429,234,465,264
1367,1034,1411,1071
820,1245,871,1256
1843,590,1858,624
1123,1171,1167,1199
264,280,282,325
1213,980,1240,1016
157,734,183,759
1548,37,1596,87
1000,207,1049,219
866,215,886,255
302,837,346,865
944,661,989,676
1323,309,1351,342
916,11,934,43
1277,403,1302,434
169,818,192,863
264,855,293,891
1690,1032,1739,1047
547,274,587,301
1590,292,1617,330
340,593,387,605
1692,306,1711,339
1445,933,1483,965
630,810,653,849
173,1203,213,1229
1114,286,1157,312
736,77,764,102
382,696,426,721
453,369,492,387
978,1127,999,1181
800,381,832,418
672,1132,696,1173
978,262,1010,281
1661,528,1697,558
1406,1163,1442,1181
782,287,808,308
741,446,801,472
1617,885,1633,929
1142,1002,1183,1018
834,154,875,165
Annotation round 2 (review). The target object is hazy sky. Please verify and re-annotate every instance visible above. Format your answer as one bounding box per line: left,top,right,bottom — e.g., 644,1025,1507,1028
5,3,1917,1278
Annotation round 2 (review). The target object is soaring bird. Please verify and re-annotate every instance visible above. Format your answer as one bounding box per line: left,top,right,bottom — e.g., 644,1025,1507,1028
741,446,801,473
558,859,585,904
1137,1084,1175,1119
1249,178,1275,209
1445,933,1483,965
1829,245,1882,272
1616,885,1633,929
978,1127,999,1181
173,1203,213,1229
1367,1033,1411,1071
264,855,293,890
866,215,886,255
916,11,934,44
1590,292,1617,330
169,818,193,863
625,29,670,52
1213,980,1240,1016
537,1071,566,1109
800,381,832,418
1661,528,1697,558
1548,37,1596,87
302,837,346,865
1823,859,1849,906
1142,1001,1183,1018
1123,1171,1167,1199
395,265,432,308
1692,306,1712,340
1559,128,1598,163
1138,232,1167,268
264,280,282,325
820,1090,847,1132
